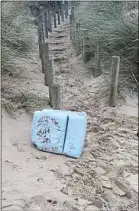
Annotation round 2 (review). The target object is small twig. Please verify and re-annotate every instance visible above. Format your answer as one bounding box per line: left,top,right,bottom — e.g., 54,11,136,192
2,204,13,209
131,71,138,85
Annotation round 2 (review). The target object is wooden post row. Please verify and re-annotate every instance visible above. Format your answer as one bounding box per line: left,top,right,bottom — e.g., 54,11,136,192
37,6,62,110
109,56,120,107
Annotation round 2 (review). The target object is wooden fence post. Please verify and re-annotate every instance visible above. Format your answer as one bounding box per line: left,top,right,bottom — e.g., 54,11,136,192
69,10,75,40
94,41,101,73
37,27,43,60
39,6,45,36
49,86,52,107
50,84,62,109
69,2,75,40
109,56,120,107
75,22,81,56
48,10,52,32
64,1,68,19
69,14,72,40
44,11,48,38
45,59,54,86
57,11,61,25
47,59,55,106
60,2,64,22
70,4,75,44
53,10,57,28
82,29,89,62
72,22,76,46
71,2,75,18
38,12,45,59
42,42,49,74
82,30,85,61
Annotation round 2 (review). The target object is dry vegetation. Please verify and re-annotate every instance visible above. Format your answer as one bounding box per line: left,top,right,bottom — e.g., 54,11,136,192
1,2,50,116
1,2,36,75
74,1,138,90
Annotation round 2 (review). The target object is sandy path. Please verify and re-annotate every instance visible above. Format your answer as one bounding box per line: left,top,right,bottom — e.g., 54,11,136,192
2,20,138,211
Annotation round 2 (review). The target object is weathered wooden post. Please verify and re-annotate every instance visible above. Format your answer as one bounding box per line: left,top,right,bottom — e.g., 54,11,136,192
70,4,75,43
50,84,62,109
48,10,52,32
82,30,85,61
69,14,72,40
72,22,76,46
57,11,61,25
82,29,89,62
53,10,57,28
49,86,52,106
71,2,75,20
60,2,64,22
94,41,101,73
38,11,45,59
37,28,43,60
45,59,54,86
75,22,81,56
64,1,68,19
109,56,120,107
44,11,48,38
47,59,55,105
40,5,45,35
42,42,49,74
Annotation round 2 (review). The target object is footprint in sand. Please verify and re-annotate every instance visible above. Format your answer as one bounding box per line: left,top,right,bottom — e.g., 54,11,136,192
4,160,22,171
2,199,28,210
12,139,26,152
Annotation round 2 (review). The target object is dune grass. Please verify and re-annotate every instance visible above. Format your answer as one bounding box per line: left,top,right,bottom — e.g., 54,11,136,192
1,1,36,75
2,90,50,117
1,2,49,116
74,1,138,90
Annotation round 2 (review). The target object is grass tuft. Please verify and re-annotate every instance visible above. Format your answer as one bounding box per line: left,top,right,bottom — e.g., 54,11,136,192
2,88,50,117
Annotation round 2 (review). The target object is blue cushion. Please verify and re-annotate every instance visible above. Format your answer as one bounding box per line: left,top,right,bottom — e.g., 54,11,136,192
32,109,87,157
